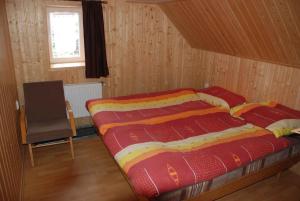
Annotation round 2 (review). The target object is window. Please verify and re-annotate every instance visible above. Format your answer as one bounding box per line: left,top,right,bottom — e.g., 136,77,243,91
47,3,85,68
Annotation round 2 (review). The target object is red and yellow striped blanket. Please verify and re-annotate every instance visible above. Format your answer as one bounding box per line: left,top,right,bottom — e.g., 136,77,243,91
231,101,300,137
87,88,213,134
86,89,291,198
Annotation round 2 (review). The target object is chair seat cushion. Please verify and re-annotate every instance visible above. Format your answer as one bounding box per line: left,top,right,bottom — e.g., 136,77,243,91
27,118,73,144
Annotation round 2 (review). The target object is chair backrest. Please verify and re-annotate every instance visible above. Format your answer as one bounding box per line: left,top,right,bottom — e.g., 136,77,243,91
23,80,67,123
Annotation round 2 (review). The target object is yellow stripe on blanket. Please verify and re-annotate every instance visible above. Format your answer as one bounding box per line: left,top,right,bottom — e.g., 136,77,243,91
99,107,228,135
89,90,201,116
230,101,277,118
115,124,269,173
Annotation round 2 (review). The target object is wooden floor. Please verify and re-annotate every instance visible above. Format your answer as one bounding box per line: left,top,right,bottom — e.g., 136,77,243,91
23,136,300,201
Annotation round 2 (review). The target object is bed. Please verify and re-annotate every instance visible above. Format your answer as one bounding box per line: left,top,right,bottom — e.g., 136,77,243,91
86,87,300,201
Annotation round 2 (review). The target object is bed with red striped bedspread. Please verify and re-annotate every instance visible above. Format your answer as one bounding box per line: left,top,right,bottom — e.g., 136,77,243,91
86,89,291,199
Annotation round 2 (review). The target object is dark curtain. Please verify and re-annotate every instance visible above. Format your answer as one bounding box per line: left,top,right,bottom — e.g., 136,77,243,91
82,0,109,78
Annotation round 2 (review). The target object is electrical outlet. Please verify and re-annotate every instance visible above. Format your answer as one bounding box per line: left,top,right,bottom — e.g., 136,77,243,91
15,100,20,110
204,82,210,88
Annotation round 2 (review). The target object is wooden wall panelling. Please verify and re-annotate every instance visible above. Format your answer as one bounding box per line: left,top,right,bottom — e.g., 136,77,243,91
6,0,203,103
160,0,300,68
202,50,300,110
5,0,300,111
0,0,23,200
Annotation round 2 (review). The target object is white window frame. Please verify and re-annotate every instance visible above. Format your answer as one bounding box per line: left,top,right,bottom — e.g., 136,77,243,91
46,3,85,66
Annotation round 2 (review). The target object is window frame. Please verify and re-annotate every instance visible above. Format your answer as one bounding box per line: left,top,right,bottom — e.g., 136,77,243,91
46,3,85,66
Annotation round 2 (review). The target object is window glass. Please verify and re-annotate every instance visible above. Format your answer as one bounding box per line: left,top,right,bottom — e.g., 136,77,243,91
49,11,81,59
47,4,85,68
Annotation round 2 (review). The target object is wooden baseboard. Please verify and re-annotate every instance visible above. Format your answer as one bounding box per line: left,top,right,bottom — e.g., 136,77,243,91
19,145,26,201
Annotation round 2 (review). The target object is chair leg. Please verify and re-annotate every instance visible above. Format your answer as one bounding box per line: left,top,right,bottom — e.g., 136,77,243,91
28,144,35,167
69,137,74,159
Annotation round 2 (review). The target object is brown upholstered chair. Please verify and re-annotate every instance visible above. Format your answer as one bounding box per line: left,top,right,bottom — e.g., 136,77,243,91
20,80,76,166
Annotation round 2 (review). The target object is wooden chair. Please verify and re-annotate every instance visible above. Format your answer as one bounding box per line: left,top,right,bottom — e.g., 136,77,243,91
20,80,76,167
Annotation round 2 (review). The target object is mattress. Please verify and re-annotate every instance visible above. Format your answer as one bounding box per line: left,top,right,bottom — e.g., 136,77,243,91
86,89,296,200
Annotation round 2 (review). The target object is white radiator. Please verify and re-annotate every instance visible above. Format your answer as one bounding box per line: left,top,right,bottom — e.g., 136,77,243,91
64,83,102,118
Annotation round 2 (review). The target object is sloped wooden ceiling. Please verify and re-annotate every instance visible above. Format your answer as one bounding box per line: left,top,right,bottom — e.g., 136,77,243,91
135,0,300,68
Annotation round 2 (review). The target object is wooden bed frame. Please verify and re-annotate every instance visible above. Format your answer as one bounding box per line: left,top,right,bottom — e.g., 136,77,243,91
189,154,300,201
99,133,300,201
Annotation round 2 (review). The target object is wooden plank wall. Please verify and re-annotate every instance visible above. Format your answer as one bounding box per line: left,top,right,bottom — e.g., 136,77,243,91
5,0,300,110
200,50,300,110
0,0,23,200
5,0,205,103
